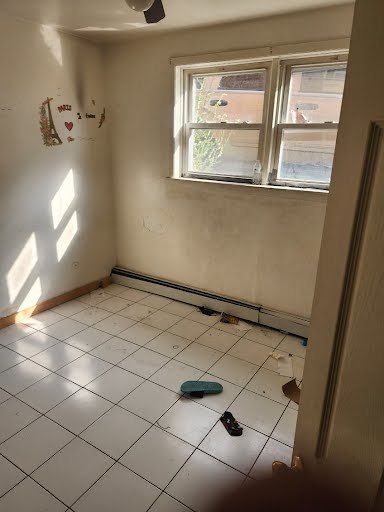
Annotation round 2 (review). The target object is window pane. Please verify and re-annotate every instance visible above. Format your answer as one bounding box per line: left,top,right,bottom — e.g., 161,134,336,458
277,129,337,183
286,64,346,124
189,129,260,177
192,71,266,124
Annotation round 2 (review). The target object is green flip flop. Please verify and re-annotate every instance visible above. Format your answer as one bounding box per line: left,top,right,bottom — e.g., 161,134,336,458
181,381,223,398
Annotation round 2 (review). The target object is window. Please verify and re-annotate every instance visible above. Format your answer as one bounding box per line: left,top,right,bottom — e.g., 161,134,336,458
174,53,347,190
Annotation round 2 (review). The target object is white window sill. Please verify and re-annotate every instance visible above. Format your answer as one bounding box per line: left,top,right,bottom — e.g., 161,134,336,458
168,176,329,196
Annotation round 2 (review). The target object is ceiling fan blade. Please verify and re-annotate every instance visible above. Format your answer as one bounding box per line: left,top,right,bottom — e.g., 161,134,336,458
144,0,165,23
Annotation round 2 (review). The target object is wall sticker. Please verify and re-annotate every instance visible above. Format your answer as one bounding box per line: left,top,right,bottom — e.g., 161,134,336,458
98,108,106,128
39,97,62,146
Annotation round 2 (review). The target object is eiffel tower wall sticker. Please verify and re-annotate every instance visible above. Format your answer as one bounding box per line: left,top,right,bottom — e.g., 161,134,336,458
39,97,63,146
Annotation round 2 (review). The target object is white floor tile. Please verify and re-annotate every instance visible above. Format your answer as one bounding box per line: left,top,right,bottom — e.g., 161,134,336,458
86,367,144,403
244,325,286,348
186,310,220,327
0,417,74,474
32,438,113,507
168,319,209,341
150,360,203,393
199,422,267,474
157,398,219,446
191,374,242,414
31,343,84,371
121,426,194,489
47,389,112,435
0,360,50,394
119,381,179,423
0,324,35,346
142,311,182,330
0,454,25,497
0,477,66,511
73,463,160,512
78,290,112,306
118,303,156,322
250,438,293,477
139,294,173,309
51,300,89,317
246,367,292,405
149,494,192,512
42,318,87,341
228,339,271,366
102,284,128,296
230,389,285,436
96,296,131,314
119,348,170,378
214,321,252,336
81,406,151,459
57,354,112,386
8,331,59,358
0,389,11,404
271,407,298,447
90,337,139,364
161,301,197,318
0,398,40,444
278,335,307,358
197,328,239,353
146,332,191,358
19,311,64,330
93,314,136,335
166,450,243,512
208,354,259,387
17,374,80,413
71,308,111,327
0,347,25,373
119,322,162,346
175,343,222,372
118,288,150,302
66,327,112,352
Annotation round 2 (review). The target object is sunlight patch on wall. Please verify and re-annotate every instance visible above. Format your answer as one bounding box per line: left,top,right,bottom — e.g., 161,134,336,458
18,278,42,312
56,211,78,262
40,25,63,67
51,169,75,229
6,234,38,303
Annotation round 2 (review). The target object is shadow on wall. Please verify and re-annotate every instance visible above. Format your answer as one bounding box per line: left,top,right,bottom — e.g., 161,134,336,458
4,168,79,318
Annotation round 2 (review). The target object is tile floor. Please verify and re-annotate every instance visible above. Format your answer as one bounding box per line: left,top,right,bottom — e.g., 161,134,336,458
0,284,306,512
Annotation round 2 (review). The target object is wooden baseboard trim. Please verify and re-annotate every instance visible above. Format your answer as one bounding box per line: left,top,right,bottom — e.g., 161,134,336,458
0,276,112,329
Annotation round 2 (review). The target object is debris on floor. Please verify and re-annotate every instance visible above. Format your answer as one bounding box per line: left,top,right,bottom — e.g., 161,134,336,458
198,306,219,316
220,411,243,436
269,351,294,378
220,313,253,332
181,380,223,398
282,379,301,404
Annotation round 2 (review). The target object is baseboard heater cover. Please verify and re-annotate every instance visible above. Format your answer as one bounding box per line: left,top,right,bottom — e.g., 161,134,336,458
112,267,309,338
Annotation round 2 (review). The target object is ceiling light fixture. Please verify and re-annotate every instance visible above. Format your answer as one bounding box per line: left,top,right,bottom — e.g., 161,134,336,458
125,0,165,24
125,0,155,12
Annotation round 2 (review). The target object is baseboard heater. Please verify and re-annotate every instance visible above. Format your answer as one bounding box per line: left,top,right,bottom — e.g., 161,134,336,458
112,267,309,338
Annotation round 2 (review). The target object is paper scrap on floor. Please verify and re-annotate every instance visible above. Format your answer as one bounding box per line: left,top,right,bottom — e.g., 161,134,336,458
270,351,294,378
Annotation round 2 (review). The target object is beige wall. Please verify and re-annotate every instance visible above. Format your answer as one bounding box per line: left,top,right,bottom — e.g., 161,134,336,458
0,15,116,317
106,4,354,319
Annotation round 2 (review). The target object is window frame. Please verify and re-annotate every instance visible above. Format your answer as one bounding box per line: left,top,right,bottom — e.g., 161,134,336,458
174,51,348,190
182,61,272,183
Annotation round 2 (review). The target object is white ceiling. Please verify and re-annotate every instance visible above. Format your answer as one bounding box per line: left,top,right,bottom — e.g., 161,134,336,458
0,0,353,42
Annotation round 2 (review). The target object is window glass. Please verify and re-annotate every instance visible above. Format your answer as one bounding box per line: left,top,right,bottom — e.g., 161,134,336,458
285,64,346,124
192,71,266,124
189,129,260,177
277,128,337,183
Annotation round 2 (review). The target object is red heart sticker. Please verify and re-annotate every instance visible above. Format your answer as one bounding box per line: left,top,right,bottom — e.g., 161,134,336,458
65,122,73,131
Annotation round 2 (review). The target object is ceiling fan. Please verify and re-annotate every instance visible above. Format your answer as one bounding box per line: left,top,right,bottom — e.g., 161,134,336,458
125,0,166,24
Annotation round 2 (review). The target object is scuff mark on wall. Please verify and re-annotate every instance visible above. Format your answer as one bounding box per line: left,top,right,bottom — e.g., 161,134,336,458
142,209,173,235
